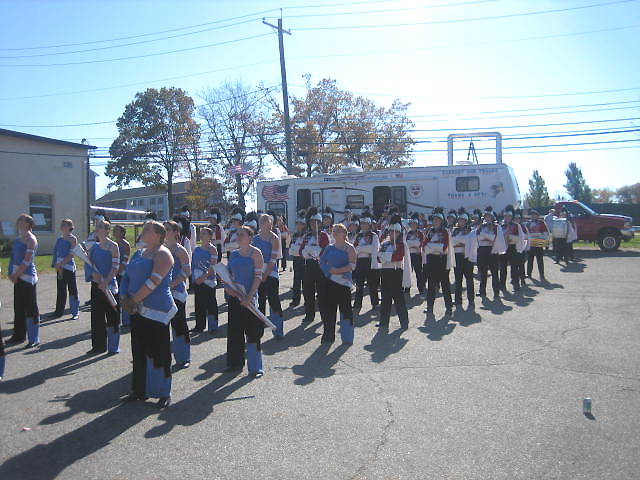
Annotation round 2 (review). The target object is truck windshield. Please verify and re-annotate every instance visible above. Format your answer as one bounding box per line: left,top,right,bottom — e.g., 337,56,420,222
576,201,597,215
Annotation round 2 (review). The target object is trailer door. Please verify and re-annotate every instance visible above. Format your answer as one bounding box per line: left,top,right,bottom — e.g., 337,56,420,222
311,190,323,209
265,201,287,222
391,186,407,214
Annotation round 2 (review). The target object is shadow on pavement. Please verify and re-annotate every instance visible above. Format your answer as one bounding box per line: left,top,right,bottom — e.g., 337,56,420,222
418,315,456,341
479,297,513,315
453,306,482,327
262,319,322,355
560,261,587,273
0,392,153,480
23,330,91,354
146,373,254,438
0,353,107,395
576,249,640,258
364,327,409,363
291,342,350,386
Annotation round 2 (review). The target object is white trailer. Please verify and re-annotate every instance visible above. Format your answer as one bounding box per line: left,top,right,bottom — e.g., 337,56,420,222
257,132,520,229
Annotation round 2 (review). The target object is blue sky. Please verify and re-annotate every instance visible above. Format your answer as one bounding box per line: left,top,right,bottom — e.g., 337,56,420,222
1,0,639,202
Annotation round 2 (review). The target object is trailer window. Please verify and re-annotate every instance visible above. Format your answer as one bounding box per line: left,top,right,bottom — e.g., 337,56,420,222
297,189,311,210
456,176,480,192
266,202,287,220
312,191,322,208
346,195,365,209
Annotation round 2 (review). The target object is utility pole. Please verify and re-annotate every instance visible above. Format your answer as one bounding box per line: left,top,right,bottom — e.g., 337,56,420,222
263,15,293,175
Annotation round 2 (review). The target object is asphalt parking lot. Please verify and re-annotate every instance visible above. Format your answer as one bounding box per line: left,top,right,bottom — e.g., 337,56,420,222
1,248,639,480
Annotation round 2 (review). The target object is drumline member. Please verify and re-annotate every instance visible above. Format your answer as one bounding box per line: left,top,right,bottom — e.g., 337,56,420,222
421,207,455,316
319,223,357,344
377,214,411,330
499,205,526,292
300,207,330,323
206,207,225,263
352,211,381,311
224,226,266,378
253,213,284,338
277,215,289,272
88,219,121,355
191,227,219,333
113,225,131,327
288,212,307,308
7,214,40,348
164,221,192,369
51,218,80,320
475,206,506,300
525,210,549,279
451,208,477,307
121,221,176,408
406,215,426,294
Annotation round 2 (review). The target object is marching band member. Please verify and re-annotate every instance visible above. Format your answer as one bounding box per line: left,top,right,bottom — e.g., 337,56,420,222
300,207,330,323
253,213,284,338
406,215,425,294
81,211,107,306
319,224,357,344
244,212,259,234
88,219,121,355
223,208,245,255
191,227,219,333
567,212,578,261
206,207,225,263
225,225,266,378
525,209,549,280
277,215,289,272
340,206,353,225
321,207,335,241
7,214,40,348
451,208,476,307
514,209,528,285
446,209,457,230
471,209,483,228
377,214,411,330
179,205,197,256
499,205,526,292
51,218,79,320
288,213,307,307
113,224,131,327
121,221,176,408
421,207,455,316
476,207,506,300
347,217,359,244
164,221,192,369
352,212,381,311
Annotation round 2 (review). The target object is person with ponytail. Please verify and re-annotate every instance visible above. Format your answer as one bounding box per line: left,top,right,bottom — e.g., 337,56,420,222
51,218,80,320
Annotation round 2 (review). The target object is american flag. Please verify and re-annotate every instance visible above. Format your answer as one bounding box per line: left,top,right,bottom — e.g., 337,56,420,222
227,164,254,177
262,184,289,201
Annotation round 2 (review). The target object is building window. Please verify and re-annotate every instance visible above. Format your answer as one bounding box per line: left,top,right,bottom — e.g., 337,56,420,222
346,194,365,209
456,176,480,192
29,193,53,232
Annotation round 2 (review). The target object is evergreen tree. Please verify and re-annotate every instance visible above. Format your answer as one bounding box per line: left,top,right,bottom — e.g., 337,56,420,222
564,162,593,203
525,170,552,208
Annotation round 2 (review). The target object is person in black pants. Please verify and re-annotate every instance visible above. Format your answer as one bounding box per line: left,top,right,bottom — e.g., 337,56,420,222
377,215,409,329
475,207,506,300
450,209,475,307
300,207,330,323
525,210,549,280
288,215,306,307
406,217,425,294
191,227,219,333
422,208,453,316
352,214,381,310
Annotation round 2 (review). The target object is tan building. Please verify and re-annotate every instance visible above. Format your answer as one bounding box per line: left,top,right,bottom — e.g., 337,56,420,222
0,128,96,255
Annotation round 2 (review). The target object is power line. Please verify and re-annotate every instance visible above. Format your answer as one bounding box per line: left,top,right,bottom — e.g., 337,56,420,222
0,8,281,51
293,0,637,30
0,18,264,59
0,33,272,67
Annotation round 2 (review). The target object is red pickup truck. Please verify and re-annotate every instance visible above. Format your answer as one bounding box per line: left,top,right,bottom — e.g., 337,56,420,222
554,200,634,251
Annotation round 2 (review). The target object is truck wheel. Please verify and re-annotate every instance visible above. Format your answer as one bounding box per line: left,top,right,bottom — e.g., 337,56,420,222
598,232,621,251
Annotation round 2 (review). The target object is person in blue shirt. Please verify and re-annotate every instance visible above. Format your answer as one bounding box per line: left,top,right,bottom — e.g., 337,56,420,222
50,218,79,320
164,220,192,370
191,227,219,334
121,220,176,409
7,214,40,348
113,224,131,328
225,225,265,378
87,219,120,355
253,213,284,338
319,223,357,344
